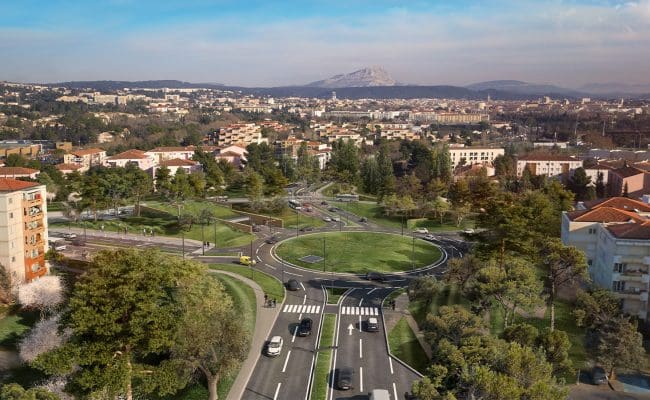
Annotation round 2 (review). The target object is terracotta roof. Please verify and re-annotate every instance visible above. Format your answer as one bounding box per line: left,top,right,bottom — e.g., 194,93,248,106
55,163,82,171
518,154,580,162
611,166,645,179
0,167,39,176
160,158,198,167
148,146,195,152
584,197,650,212
607,221,650,240
107,149,148,160
0,178,40,192
585,163,614,170
568,206,645,223
72,148,104,156
633,161,650,172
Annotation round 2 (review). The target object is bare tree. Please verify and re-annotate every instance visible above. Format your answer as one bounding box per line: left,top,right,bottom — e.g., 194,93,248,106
17,275,65,319
19,314,71,363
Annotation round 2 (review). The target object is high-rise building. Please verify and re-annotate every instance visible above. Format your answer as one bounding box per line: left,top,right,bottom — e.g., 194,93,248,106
0,179,48,284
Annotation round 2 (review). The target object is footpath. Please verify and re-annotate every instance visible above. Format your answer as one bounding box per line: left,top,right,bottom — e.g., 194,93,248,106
382,292,432,359
209,270,283,400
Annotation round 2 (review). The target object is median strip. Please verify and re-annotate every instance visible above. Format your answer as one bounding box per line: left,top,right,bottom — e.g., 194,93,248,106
311,313,336,400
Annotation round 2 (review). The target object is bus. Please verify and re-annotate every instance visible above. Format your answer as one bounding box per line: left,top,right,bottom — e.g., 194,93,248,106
336,193,359,202
288,199,302,210
48,236,67,251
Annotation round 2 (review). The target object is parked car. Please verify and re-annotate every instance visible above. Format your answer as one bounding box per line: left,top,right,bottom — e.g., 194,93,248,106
62,232,77,240
299,226,314,232
424,234,436,241
336,367,354,390
365,272,387,282
592,366,608,385
463,228,475,234
265,336,283,357
286,279,300,291
297,318,313,336
332,217,341,222
322,216,332,222
366,317,379,332
413,228,429,234
265,236,279,244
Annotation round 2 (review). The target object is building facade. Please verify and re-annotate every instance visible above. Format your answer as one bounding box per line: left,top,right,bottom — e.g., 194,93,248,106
516,154,582,180
448,146,504,169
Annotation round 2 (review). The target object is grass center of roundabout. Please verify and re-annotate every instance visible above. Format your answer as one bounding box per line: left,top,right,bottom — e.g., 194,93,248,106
275,231,442,274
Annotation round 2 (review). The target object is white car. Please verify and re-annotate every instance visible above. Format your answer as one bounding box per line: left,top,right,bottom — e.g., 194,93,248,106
266,335,283,357
322,216,332,222
413,228,429,234
463,228,475,234
332,217,341,222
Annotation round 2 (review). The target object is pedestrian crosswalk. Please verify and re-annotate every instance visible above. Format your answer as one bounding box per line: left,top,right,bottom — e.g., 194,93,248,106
341,306,380,316
282,304,321,314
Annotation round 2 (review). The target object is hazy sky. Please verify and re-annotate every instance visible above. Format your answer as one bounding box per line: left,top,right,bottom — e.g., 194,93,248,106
1,0,649,87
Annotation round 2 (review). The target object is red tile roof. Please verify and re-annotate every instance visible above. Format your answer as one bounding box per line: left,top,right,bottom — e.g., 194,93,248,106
148,146,196,152
0,178,40,192
159,158,197,167
567,206,645,223
607,221,650,240
518,154,580,162
55,163,82,171
611,166,645,178
107,149,149,160
72,148,104,156
584,197,650,212
0,167,39,176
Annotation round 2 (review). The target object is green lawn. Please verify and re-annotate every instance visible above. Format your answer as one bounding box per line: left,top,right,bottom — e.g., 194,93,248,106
145,200,239,219
277,232,442,273
326,287,349,304
345,201,473,231
52,209,254,248
388,317,430,375
311,314,336,400
272,208,326,230
209,264,285,302
0,307,39,350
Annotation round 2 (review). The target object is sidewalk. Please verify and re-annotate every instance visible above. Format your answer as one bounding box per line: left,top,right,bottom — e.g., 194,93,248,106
210,270,283,400
383,292,432,359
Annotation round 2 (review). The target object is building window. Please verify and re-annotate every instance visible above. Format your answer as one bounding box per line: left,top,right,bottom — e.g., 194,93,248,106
612,281,625,292
588,228,596,235
9,212,13,219
614,263,626,273
588,259,593,266
8,198,12,204
11,256,15,262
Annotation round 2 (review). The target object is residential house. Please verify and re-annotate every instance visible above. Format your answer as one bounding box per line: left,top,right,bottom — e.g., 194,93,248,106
63,148,106,171
0,167,39,179
104,149,155,170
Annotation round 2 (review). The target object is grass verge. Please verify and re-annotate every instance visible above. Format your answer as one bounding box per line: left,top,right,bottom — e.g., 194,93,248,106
388,317,430,375
311,314,336,400
326,287,348,304
0,307,39,350
209,264,285,302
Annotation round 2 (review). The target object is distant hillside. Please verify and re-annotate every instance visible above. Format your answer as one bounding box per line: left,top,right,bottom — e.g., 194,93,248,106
579,82,650,96
466,80,584,97
48,80,224,91
306,67,397,88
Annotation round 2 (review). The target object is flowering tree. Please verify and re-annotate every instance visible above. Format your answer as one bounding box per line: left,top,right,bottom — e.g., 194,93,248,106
18,314,71,363
17,275,65,319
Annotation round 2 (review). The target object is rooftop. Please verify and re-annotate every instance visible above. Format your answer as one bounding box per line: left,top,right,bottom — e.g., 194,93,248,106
0,167,39,176
0,178,40,192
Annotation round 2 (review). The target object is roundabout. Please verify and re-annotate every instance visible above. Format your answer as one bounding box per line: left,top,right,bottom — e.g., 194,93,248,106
274,231,442,274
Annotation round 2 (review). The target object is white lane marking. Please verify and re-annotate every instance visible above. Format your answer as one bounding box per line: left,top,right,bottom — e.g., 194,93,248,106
273,382,281,400
282,350,292,372
292,327,298,343
359,315,362,332
364,307,370,315
345,306,351,315
255,248,259,255
300,282,306,291
298,305,305,313
285,271,303,277
289,304,297,312
308,305,315,313
283,304,289,312
305,353,315,400
393,382,398,400
360,307,365,316
373,307,379,316
303,294,307,304
299,313,303,320
347,324,354,335
389,357,394,374
359,338,363,359
264,263,276,270
359,298,364,307
256,256,261,262
368,288,377,294
359,367,364,393
315,305,321,313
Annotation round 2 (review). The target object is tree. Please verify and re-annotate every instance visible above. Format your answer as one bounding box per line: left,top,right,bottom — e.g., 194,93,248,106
18,314,71,363
0,264,13,305
445,255,483,290
592,316,644,378
328,139,359,183
171,277,248,400
242,169,263,201
431,144,452,183
125,163,152,216
17,275,64,319
595,172,606,198
537,329,572,375
538,239,588,331
170,168,193,201
423,305,484,347
408,276,442,312
572,288,621,328
567,167,592,201
429,197,450,224
447,180,471,208
0,384,60,400
155,165,172,195
502,323,539,347
33,250,203,399
361,156,381,195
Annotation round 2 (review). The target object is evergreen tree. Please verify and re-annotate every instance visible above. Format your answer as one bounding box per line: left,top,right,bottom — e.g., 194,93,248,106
595,172,606,198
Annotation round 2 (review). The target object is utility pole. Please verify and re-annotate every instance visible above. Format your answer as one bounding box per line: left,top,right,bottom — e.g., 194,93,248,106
296,211,299,237
213,218,217,249
250,239,254,279
182,231,185,260
322,237,326,272
411,235,415,271
201,222,205,256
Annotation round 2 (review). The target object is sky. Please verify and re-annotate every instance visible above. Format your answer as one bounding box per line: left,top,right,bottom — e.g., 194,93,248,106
1,0,649,87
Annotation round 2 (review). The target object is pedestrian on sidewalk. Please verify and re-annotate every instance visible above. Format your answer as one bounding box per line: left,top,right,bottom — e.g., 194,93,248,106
391,300,396,311
264,293,268,306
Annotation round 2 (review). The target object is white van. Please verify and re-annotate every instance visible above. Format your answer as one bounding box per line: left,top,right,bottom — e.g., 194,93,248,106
369,389,390,400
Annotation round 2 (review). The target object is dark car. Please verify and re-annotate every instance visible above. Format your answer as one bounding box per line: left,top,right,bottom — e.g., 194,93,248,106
265,236,279,244
365,272,387,282
320,201,328,205
299,226,313,232
359,217,367,223
286,279,300,291
328,207,339,212
252,224,261,232
336,367,354,390
592,366,608,385
297,318,312,336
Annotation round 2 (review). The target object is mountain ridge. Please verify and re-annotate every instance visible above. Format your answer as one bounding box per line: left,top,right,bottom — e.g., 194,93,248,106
306,66,397,88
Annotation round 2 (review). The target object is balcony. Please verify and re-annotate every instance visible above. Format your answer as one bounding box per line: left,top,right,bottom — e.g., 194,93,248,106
620,271,650,283
617,288,649,301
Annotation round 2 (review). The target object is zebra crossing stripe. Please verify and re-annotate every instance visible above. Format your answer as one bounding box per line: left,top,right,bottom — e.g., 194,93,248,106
315,306,320,313
283,305,289,312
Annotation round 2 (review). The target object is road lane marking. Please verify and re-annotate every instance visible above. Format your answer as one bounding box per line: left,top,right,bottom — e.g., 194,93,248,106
303,294,307,304
393,382,398,400
300,282,306,291
255,248,259,255
359,298,364,307
264,263,276,270
256,256,261,262
292,326,298,343
347,324,354,335
359,338,363,359
285,271,303,277
359,367,364,393
364,307,370,315
359,315,362,332
283,304,289,312
360,307,365,316
389,357,394,374
368,288,376,294
273,383,281,400
282,350,292,372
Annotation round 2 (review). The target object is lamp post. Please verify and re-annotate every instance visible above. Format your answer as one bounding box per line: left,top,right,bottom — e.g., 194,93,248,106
322,237,326,272
296,211,299,237
411,235,415,271
250,239,254,279
401,213,405,236
201,221,205,256
213,218,217,249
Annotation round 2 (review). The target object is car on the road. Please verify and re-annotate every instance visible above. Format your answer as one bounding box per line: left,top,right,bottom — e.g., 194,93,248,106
336,367,354,390
265,336,283,357
423,234,436,241
286,279,300,291
62,232,77,240
463,228,475,234
328,207,339,212
365,272,387,282
71,238,86,246
265,236,279,244
359,217,367,223
322,216,332,222
366,317,379,332
413,228,429,234
369,389,391,400
299,226,314,232
332,216,340,222
320,201,328,205
252,224,262,232
591,366,608,385
297,318,312,336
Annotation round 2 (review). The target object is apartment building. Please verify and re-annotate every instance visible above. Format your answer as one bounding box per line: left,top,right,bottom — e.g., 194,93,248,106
448,146,505,169
152,158,201,177
562,197,650,320
0,179,48,284
608,165,650,198
214,123,268,147
516,154,582,180
146,146,197,164
435,113,488,124
63,148,107,171
0,167,39,179
104,149,155,170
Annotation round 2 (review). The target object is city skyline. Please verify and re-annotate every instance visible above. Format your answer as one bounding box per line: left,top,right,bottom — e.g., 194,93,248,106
1,0,650,87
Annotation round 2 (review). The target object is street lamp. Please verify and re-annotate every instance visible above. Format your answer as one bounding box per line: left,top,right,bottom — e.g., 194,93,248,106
201,221,205,256
411,235,415,271
322,237,326,272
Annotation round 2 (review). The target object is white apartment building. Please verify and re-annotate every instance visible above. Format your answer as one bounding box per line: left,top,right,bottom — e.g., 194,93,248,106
448,146,504,169
0,179,48,284
104,149,155,170
562,197,650,320
516,154,582,180
63,148,107,171
146,146,197,164
214,123,268,147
